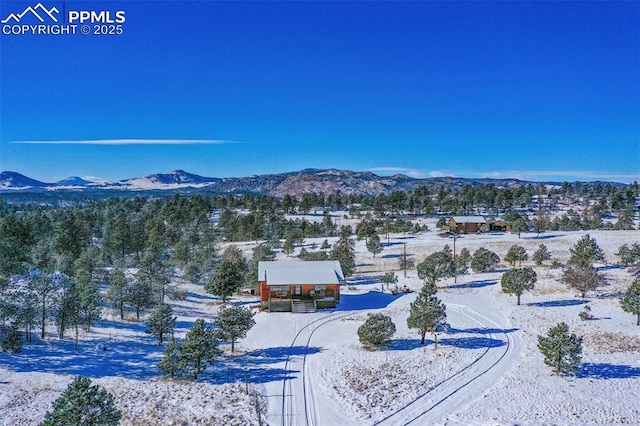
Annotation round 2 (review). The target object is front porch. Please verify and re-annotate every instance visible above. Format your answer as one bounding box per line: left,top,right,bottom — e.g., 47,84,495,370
262,285,339,312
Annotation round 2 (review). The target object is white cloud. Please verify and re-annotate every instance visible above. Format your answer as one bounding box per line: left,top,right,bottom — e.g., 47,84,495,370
368,167,429,178
9,139,240,145
428,171,451,178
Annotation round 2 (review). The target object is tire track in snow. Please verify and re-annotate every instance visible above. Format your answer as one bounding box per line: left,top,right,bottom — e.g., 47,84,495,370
373,304,515,426
280,311,354,426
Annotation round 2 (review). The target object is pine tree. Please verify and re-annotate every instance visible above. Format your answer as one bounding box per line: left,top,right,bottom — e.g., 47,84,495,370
205,246,248,303
568,234,604,268
366,234,383,258
505,245,528,267
42,376,122,425
146,303,177,345
357,313,396,349
562,264,605,298
0,323,23,353
471,248,500,273
615,243,640,266
179,319,221,379
620,277,640,325
158,336,182,378
75,268,102,333
330,226,356,277
407,283,447,345
501,267,537,305
537,323,582,376
416,246,455,287
30,271,62,339
128,274,154,320
106,268,129,320
214,305,255,352
532,244,551,266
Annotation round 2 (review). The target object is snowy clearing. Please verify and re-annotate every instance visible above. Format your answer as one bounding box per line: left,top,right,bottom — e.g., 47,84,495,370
2,225,640,425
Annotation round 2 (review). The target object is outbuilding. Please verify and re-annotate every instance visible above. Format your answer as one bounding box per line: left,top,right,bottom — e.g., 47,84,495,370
258,260,344,312
448,216,486,234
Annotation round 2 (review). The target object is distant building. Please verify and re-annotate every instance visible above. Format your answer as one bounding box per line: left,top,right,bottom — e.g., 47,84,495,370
258,260,344,312
489,219,512,232
448,216,486,234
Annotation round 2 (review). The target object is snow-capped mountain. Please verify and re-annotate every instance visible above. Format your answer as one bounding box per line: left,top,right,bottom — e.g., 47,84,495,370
116,170,222,189
56,176,94,186
0,171,49,190
0,168,625,197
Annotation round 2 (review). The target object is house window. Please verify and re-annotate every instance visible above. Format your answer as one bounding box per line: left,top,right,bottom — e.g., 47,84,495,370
315,285,326,291
295,286,301,296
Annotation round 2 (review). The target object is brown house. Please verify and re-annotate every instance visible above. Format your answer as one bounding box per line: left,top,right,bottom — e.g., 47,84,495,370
258,260,344,312
489,219,512,232
448,216,486,234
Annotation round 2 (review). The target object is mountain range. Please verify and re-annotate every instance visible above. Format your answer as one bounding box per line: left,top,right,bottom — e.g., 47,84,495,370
0,169,624,198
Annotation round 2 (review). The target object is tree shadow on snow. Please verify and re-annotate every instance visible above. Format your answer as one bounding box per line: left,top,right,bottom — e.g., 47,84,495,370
528,299,589,307
207,345,323,384
447,280,497,290
578,363,640,379
446,327,518,335
439,337,505,349
337,291,406,311
388,339,426,351
4,338,163,380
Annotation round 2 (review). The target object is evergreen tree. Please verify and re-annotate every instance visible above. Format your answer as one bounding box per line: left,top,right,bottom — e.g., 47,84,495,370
0,323,23,353
366,234,383,258
128,275,154,320
146,303,177,345
282,236,295,257
205,246,248,303
30,271,62,339
562,264,605,298
106,268,129,320
179,319,221,380
501,267,537,305
42,376,122,426
158,336,182,378
568,234,604,268
615,243,640,266
505,245,528,267
75,268,102,333
416,246,455,287
214,305,256,352
357,313,396,349
330,226,356,277
455,248,471,275
407,283,447,345
532,244,551,266
471,248,500,273
537,322,582,376
620,277,640,325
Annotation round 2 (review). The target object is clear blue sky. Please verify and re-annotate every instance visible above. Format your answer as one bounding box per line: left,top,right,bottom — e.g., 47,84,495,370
1,1,639,183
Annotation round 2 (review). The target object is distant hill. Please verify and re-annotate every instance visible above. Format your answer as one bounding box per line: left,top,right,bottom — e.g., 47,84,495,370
56,176,94,186
0,171,49,189
0,168,628,197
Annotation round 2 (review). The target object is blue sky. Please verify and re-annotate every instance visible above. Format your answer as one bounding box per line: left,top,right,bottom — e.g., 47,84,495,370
1,1,639,183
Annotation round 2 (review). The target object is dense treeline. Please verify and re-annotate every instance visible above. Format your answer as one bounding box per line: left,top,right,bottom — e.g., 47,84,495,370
0,180,638,351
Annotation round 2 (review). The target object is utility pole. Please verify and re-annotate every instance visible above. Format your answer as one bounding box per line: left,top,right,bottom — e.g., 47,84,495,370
453,233,457,284
403,242,407,278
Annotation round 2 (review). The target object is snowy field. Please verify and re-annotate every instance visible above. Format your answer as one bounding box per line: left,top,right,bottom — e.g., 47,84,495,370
1,220,640,425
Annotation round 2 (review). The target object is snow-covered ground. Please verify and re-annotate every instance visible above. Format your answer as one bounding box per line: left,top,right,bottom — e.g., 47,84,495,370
1,224,640,425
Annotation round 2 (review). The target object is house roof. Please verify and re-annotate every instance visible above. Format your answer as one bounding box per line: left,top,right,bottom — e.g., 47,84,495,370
450,216,486,224
258,260,344,285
